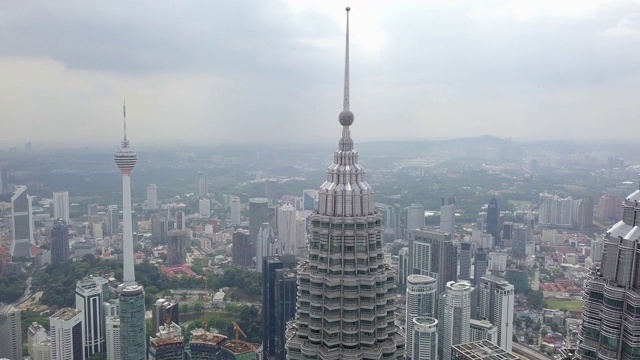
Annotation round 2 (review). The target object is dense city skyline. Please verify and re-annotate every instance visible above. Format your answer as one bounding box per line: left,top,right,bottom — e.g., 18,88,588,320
2,0,640,146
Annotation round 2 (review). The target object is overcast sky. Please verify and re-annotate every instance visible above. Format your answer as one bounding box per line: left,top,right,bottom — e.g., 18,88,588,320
1,0,640,147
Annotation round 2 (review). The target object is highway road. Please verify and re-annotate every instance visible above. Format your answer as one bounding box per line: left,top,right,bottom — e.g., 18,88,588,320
512,343,552,360
12,276,33,307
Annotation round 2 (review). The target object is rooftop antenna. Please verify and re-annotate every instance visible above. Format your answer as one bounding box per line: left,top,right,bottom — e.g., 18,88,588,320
122,100,129,148
343,6,350,112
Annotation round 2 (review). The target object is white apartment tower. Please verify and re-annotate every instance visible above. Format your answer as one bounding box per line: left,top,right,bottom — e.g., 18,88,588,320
278,202,297,255
0,304,22,360
405,274,437,359
411,317,438,360
106,317,121,360
285,8,405,359
147,184,158,209
10,185,34,258
50,308,85,360
230,196,241,224
442,280,473,360
477,275,515,352
53,191,70,222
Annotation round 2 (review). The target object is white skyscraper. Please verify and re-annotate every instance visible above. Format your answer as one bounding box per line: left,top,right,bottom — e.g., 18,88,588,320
406,274,437,359
398,247,409,285
277,202,297,255
105,317,121,360
147,184,158,209
197,171,208,198
442,280,473,360
114,102,146,360
256,223,276,273
53,191,70,222
0,304,22,360
199,198,211,217
229,196,241,224
10,185,34,258
50,308,85,360
411,317,438,360
76,277,108,357
478,275,515,352
295,216,307,256
406,203,425,233
440,195,456,235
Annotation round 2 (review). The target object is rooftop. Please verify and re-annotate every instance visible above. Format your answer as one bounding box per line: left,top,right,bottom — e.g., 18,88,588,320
452,340,523,360
222,339,255,355
51,307,81,321
189,329,228,345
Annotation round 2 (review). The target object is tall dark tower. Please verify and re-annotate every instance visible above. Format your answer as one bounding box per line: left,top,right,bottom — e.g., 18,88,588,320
51,220,70,264
285,7,405,359
263,255,297,360
486,198,501,248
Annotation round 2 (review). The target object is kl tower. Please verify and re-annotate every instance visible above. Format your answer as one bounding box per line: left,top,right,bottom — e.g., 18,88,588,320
115,102,147,360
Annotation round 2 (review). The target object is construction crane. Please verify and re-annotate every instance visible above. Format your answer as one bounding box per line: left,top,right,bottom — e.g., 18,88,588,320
232,321,247,341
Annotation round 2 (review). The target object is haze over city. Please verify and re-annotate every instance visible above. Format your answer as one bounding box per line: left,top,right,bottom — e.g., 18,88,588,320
2,0,640,147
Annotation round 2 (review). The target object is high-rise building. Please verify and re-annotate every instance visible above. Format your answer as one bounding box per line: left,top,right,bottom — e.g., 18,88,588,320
459,242,472,281
486,198,501,248
285,8,405,359
106,205,119,238
148,322,185,360
473,249,488,285
440,195,456,235
232,229,252,268
411,317,438,360
114,103,146,360
302,189,317,211
576,182,640,360
105,317,121,360
577,196,594,230
265,179,277,205
53,191,70,222
229,197,241,225
152,299,180,333
76,277,108,357
197,171,208,198
256,223,277,273
0,163,5,194
538,193,575,228
28,322,49,356
477,275,514,352
151,213,174,245
501,222,513,243
147,184,158,209
0,304,22,360
405,275,437,359
174,210,186,230
487,251,508,275
274,269,297,360
406,203,425,234
398,247,409,285
167,229,188,266
278,202,297,255
10,185,34,258
51,219,70,264
188,329,228,359
50,308,85,360
451,340,521,360
249,197,269,253
199,199,211,218
409,229,458,298
442,280,473,360
470,319,498,344
512,225,531,259
262,255,297,360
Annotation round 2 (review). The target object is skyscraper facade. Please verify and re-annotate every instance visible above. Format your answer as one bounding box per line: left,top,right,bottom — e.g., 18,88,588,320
152,299,180,333
285,8,404,359
278,202,297,255
576,182,640,360
398,247,409,286
0,304,22,360
106,205,119,238
405,275,437,359
406,204,425,235
486,198,501,248
250,197,269,253
473,249,488,285
302,189,317,211
76,277,108,357
114,103,146,360
147,184,158,209
11,185,34,258
411,317,438,360
197,171,208,198
105,317,121,360
230,196,241,225
440,195,456,235
53,191,70,222
232,229,252,268
257,223,277,273
167,229,188,265
459,242,472,281
477,275,515,352
51,219,70,264
442,280,473,360
199,198,211,217
409,229,458,298
263,255,297,360
50,308,85,360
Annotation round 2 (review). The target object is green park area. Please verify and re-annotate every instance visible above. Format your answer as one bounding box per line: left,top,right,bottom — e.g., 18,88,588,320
545,299,583,312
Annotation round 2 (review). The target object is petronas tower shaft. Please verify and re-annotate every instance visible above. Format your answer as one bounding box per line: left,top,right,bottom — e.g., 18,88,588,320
285,7,405,360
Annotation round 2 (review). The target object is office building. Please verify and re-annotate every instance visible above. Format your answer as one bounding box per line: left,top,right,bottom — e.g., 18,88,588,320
512,225,531,259
115,103,146,360
398,247,409,285
262,255,297,360
576,181,640,360
407,203,425,234
302,189,317,211
50,308,85,360
440,195,456,235
148,322,184,360
76,277,108,357
442,280,473,360
411,317,438,360
501,222,513,243
256,223,276,273
51,219,70,264
577,196,594,230
459,242,472,281
30,338,51,360
189,329,228,359
0,304,22,360
167,230,188,266
277,202,297,255
105,205,118,238
197,171,208,198
151,213,174,245
406,275,437,359
473,249,488,285
147,184,158,209
285,8,405,359
470,319,498,344
152,299,180,333
477,275,514,352
10,185,34,258
232,229,252,268
249,197,269,253
488,251,508,274
28,322,49,353
229,197,241,225
199,199,211,217
174,211,185,230
105,317,121,360
265,178,277,205
451,340,522,360
486,198,501,248
53,191,70,222
409,229,458,298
